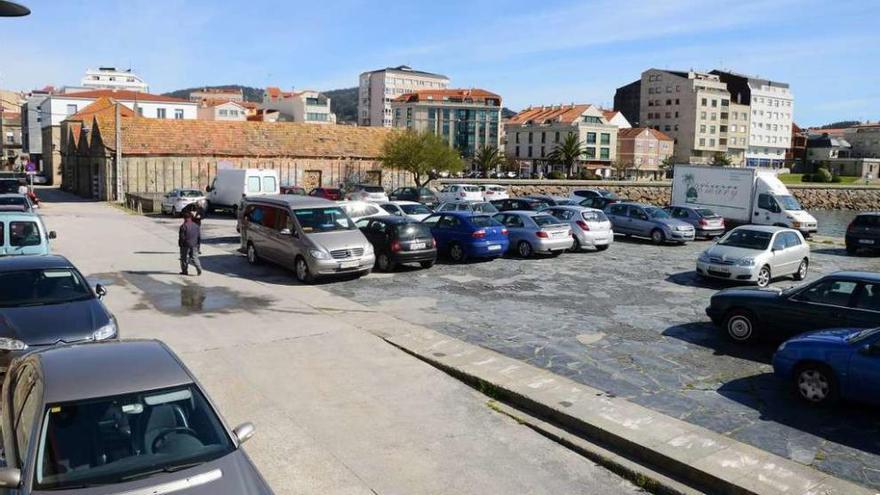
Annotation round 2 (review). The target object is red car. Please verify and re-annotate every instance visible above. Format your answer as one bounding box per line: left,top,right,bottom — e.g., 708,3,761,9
309,188,342,200
280,185,306,195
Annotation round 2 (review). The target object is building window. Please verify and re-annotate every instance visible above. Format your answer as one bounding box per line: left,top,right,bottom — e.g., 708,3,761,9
711,113,717,121
709,138,715,147
699,138,706,146
528,132,533,144
219,109,228,116
157,108,166,118
515,133,520,144
174,109,184,119
600,133,610,145
710,125,716,134
700,125,706,133
585,147,596,159
674,111,679,118
66,104,78,115
528,146,533,158
555,131,560,143
515,146,520,157
701,98,707,106
137,107,144,116
665,112,671,118
541,132,546,144
674,98,680,105
586,132,597,144
600,148,610,160
700,111,707,119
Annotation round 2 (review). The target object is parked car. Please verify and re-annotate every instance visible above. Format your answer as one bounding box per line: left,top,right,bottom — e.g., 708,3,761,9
357,215,437,271
524,195,576,206
697,226,809,287
206,168,279,215
161,188,207,216
377,201,434,221
436,201,498,214
493,211,572,257
0,178,19,194
0,255,117,372
438,184,482,203
578,196,621,211
664,205,725,239
604,202,695,244
240,195,374,283
706,271,880,343
479,184,509,201
543,205,613,252
346,184,389,202
337,200,386,223
309,187,343,200
389,186,439,206
845,212,880,254
422,212,509,262
0,193,35,212
569,188,619,202
490,198,551,212
280,185,307,195
0,339,273,494
773,326,880,405
0,211,56,256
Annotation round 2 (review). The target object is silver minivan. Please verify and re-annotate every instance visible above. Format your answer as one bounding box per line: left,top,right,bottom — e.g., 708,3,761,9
239,195,374,283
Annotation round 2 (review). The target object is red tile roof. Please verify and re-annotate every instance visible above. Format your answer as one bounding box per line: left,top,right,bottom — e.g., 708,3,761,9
617,127,673,141
66,97,135,122
602,110,621,121
59,89,192,104
394,88,501,104
198,98,247,109
508,104,596,125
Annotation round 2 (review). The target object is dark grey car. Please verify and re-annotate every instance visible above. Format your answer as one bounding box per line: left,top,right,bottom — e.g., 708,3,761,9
0,340,274,494
0,255,117,373
663,205,725,239
605,202,695,244
846,212,880,254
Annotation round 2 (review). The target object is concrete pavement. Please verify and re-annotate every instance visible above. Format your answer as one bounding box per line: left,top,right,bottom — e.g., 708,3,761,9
38,190,643,495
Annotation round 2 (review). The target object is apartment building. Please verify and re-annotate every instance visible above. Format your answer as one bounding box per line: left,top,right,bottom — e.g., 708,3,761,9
711,70,793,168
262,87,336,124
613,80,642,127
391,89,501,161
616,127,673,180
505,104,618,177
80,67,149,92
1,111,21,168
358,65,449,127
786,123,808,167
726,102,750,165
197,100,248,121
189,87,244,103
19,89,51,167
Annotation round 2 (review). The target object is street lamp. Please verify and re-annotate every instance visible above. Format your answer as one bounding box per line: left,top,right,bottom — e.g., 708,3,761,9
0,1,29,16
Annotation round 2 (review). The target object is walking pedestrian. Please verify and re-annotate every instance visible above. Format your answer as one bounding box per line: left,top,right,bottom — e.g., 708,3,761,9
178,211,202,276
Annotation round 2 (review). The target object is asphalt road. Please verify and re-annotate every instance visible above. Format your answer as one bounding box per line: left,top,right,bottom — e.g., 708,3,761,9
192,213,880,490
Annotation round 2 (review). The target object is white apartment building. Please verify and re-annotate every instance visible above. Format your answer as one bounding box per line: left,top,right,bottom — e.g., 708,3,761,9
190,88,243,103
197,100,248,121
358,65,449,127
80,67,149,92
262,87,336,124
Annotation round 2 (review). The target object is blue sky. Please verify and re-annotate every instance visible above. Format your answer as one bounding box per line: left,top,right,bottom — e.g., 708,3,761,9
1,0,878,125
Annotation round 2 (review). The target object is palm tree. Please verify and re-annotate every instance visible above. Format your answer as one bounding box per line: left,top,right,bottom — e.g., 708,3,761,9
473,146,504,177
548,133,585,178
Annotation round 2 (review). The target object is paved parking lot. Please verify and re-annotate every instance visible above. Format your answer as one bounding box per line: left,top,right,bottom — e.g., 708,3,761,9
192,214,880,490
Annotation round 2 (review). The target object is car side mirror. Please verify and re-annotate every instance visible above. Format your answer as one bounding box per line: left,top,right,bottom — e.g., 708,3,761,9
48,231,57,239
0,467,21,488
233,422,256,445
95,284,107,299
279,228,292,236
860,344,880,356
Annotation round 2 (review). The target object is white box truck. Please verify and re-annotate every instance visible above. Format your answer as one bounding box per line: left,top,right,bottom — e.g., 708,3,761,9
671,165,818,235
206,168,279,214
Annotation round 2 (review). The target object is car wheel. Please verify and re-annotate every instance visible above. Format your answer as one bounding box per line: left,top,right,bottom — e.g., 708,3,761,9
377,253,395,272
596,244,609,252
793,258,809,281
294,256,314,284
724,309,758,343
232,204,239,217
568,236,582,253
420,260,435,269
756,265,772,288
170,206,177,217
651,229,665,245
205,201,214,214
449,242,466,263
246,242,259,265
794,363,838,405
517,241,533,258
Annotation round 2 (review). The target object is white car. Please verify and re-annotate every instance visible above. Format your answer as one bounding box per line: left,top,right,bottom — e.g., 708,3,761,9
337,200,386,223
345,184,389,202
438,184,482,203
479,184,509,201
161,188,207,216
696,226,810,288
543,205,614,252
377,201,434,221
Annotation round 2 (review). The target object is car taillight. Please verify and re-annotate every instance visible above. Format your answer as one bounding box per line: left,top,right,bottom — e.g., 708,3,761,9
699,219,709,226
719,218,725,227
576,220,590,231
433,238,437,248
391,240,402,252
472,230,486,239
536,231,549,238
501,228,508,235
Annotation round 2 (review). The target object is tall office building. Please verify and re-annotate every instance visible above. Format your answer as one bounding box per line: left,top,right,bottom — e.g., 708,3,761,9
357,65,449,127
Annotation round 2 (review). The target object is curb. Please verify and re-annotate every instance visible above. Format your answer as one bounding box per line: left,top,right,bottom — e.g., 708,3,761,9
374,326,876,495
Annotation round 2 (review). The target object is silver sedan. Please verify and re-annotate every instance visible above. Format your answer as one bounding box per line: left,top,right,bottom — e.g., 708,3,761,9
493,211,573,257
542,205,614,252
696,226,810,287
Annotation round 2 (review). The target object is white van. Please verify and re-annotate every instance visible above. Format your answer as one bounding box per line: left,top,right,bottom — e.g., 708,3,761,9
206,168,279,214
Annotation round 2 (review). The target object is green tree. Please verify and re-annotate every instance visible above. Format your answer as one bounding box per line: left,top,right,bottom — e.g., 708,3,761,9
711,152,731,166
381,130,464,187
548,133,585,177
610,160,630,180
659,156,676,171
473,145,504,176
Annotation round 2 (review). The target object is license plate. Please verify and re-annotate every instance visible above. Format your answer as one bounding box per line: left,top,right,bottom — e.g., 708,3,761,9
711,265,729,273
551,232,565,238
860,239,875,245
411,242,426,250
487,244,501,251
339,260,359,269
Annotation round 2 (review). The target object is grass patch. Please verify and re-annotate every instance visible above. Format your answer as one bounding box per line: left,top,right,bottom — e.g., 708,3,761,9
778,173,861,185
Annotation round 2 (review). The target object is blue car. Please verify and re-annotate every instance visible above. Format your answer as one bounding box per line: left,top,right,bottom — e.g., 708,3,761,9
0,211,56,256
773,326,880,406
422,211,509,262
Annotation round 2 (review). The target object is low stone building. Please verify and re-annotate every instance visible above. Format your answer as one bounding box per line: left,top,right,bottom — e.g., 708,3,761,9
60,100,400,201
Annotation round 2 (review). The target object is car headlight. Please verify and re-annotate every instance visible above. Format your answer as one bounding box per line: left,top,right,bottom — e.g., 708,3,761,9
698,251,711,263
677,226,691,232
0,338,27,351
309,249,330,260
791,221,802,228
734,257,756,267
92,321,117,341
364,243,374,255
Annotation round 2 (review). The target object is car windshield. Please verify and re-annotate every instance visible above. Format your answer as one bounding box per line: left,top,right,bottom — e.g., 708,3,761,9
718,229,772,250
695,208,716,217
0,181,18,194
473,202,498,213
532,215,561,226
470,216,501,228
847,327,880,343
777,195,802,211
34,385,234,490
179,190,202,198
488,187,506,192
395,223,432,240
527,200,551,209
854,215,880,226
362,186,385,193
294,207,355,232
0,196,27,207
400,204,432,215
582,211,609,222
645,207,669,219
0,268,92,308
462,186,480,192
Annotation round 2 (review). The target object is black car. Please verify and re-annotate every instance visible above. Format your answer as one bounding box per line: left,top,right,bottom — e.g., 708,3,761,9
389,186,439,206
358,215,437,271
0,255,118,372
490,198,551,212
571,188,619,201
846,212,880,254
706,271,880,343
578,196,621,210
0,179,20,194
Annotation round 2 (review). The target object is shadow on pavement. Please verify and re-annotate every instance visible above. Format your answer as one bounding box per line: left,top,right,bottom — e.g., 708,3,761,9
665,270,739,290
197,254,366,286
719,373,880,457
200,236,240,245
662,322,775,364
35,187,99,204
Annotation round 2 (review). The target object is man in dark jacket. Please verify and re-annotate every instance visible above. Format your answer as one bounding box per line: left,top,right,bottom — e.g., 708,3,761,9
179,212,202,276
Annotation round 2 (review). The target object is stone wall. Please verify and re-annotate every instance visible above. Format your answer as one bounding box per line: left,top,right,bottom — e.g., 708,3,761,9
437,179,880,211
